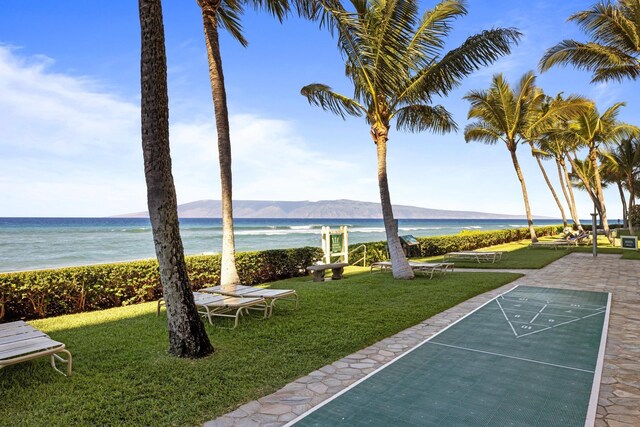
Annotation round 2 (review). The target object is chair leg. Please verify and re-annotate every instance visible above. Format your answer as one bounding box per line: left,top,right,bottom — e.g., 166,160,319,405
51,350,73,376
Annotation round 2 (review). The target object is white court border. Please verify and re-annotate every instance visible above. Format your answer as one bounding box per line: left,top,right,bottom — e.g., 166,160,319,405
284,285,611,427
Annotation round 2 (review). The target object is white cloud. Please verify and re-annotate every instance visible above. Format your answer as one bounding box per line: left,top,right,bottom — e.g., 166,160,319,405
0,46,374,216
0,45,139,158
169,114,375,204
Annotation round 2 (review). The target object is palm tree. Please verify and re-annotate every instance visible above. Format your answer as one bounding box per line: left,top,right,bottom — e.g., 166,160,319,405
601,137,640,230
563,103,639,242
538,128,584,231
569,157,603,222
600,153,629,228
540,0,640,83
529,145,568,227
301,0,520,278
464,72,587,242
139,0,214,358
197,0,295,288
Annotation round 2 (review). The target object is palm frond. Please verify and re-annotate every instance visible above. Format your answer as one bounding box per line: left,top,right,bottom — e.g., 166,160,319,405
394,104,457,134
569,1,639,53
406,0,467,66
250,0,292,22
464,122,503,145
212,0,248,47
399,28,521,103
300,83,366,119
540,40,640,82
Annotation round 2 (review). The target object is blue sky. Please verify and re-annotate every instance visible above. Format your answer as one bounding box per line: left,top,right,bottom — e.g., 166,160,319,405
0,0,635,220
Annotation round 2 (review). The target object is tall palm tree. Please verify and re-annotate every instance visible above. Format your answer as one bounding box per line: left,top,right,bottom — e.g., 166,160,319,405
139,0,213,358
464,72,587,242
538,129,584,230
540,0,640,83
600,153,629,228
563,102,639,242
601,137,640,230
529,145,568,227
197,0,293,288
301,0,520,278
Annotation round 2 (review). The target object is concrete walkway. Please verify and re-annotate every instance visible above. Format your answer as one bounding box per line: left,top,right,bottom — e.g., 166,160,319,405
205,253,639,427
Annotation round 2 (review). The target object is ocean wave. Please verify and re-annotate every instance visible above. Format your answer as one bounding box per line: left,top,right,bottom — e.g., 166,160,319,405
113,228,151,233
349,227,385,233
398,226,443,231
461,226,482,229
235,229,320,236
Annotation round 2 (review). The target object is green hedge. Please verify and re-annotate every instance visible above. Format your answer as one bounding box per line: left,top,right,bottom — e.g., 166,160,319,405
348,226,562,265
0,247,322,321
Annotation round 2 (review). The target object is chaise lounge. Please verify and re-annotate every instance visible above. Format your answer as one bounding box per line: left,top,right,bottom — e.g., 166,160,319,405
199,285,298,317
370,261,454,278
0,321,72,376
157,291,268,329
443,251,503,263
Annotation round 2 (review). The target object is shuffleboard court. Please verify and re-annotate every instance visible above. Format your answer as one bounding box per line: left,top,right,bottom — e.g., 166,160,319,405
287,286,610,427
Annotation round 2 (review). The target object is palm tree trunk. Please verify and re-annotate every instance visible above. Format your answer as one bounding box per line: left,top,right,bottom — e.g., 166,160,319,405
373,124,413,279
200,0,240,288
616,180,628,229
626,172,635,233
534,154,566,227
556,158,582,230
139,0,213,358
509,148,537,242
589,150,612,243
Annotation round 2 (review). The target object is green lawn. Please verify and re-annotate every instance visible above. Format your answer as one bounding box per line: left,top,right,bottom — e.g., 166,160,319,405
0,269,520,427
416,239,568,269
416,236,626,269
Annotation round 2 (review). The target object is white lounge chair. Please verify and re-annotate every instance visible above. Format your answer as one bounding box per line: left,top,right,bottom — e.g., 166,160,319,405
157,292,268,329
200,285,298,317
370,261,454,278
443,251,503,263
0,321,72,376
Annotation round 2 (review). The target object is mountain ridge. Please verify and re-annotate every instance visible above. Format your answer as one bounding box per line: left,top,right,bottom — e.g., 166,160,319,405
115,199,550,219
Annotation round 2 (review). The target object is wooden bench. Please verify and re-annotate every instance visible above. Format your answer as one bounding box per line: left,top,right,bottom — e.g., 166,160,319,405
306,262,349,282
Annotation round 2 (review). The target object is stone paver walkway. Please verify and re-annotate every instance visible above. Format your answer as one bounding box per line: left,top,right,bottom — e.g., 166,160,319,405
205,253,639,427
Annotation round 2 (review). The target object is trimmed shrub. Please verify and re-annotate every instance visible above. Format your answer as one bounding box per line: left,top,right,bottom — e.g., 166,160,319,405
0,247,322,321
348,225,561,265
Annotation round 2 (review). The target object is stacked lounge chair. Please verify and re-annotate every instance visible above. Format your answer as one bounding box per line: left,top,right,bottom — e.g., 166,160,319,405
157,291,268,329
199,285,298,317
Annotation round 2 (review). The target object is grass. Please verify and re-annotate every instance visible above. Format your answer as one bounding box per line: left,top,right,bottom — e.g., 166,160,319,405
415,236,630,269
621,250,640,260
416,239,568,269
0,268,520,427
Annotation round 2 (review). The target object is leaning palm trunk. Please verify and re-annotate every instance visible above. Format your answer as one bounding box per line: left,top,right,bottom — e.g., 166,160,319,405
625,172,636,233
509,149,537,242
374,125,413,279
588,151,613,243
200,0,241,288
562,160,582,230
139,0,213,358
616,181,628,228
556,159,582,230
533,153,566,227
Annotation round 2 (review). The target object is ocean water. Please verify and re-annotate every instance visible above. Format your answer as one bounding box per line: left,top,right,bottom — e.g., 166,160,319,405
0,217,562,273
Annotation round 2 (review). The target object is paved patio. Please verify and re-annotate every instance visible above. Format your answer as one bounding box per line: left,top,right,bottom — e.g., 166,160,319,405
205,253,639,427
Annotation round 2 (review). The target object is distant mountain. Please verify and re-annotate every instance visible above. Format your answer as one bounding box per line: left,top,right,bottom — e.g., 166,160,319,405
115,199,548,219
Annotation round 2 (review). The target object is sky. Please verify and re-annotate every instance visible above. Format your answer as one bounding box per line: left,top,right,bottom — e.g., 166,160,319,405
0,0,635,220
